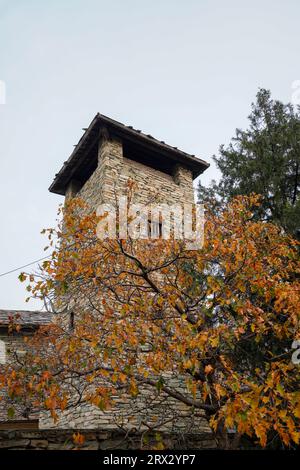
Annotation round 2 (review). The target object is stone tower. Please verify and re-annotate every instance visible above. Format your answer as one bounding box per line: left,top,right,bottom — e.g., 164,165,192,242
45,114,212,443
49,114,208,209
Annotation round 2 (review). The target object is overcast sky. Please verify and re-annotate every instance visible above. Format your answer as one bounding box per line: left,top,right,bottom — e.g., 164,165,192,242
0,0,299,311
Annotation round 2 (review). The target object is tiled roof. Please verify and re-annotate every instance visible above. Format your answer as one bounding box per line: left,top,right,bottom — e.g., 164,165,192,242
49,113,209,195
0,310,52,327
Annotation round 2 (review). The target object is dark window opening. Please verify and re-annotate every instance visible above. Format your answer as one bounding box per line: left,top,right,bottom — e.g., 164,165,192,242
123,141,176,176
69,312,75,332
148,220,163,238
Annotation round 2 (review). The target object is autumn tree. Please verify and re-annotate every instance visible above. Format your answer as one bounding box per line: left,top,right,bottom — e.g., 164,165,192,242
1,193,300,449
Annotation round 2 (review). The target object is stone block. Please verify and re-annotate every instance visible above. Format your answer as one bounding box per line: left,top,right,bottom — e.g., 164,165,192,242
0,439,30,449
29,439,49,449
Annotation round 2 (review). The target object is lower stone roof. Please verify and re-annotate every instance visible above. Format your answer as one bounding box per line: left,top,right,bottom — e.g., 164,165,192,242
0,310,52,327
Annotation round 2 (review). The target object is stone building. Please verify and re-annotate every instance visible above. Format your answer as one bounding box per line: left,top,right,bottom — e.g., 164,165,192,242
0,115,215,448
0,310,52,430
49,114,208,207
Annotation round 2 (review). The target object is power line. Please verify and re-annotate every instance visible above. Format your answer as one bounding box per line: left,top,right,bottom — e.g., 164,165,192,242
0,255,51,279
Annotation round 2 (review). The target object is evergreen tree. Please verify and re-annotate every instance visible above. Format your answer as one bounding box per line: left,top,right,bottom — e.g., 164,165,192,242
198,89,300,237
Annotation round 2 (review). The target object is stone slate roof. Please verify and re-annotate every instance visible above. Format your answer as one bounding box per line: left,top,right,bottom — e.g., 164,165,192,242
0,310,52,327
49,113,209,195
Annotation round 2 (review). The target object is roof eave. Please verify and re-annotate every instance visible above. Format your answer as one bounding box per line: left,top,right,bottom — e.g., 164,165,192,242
49,114,210,196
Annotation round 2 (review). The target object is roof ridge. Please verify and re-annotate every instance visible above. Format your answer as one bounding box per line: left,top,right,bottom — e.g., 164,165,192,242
49,114,209,195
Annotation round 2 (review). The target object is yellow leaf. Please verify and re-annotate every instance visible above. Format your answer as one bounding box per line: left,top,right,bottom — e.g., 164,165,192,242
205,365,213,375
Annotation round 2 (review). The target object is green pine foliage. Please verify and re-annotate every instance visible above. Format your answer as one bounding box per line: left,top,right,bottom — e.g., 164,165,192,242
198,89,300,237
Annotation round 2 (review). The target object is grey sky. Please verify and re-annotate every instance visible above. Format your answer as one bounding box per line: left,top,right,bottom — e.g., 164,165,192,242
0,0,299,310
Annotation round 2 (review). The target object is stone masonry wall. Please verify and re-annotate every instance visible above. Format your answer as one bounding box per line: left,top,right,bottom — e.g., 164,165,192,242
39,380,212,436
0,331,38,423
0,429,216,450
40,135,212,440
77,136,195,208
